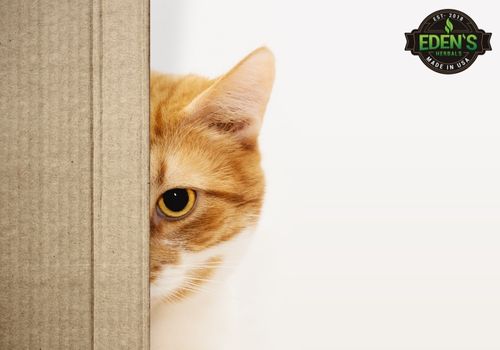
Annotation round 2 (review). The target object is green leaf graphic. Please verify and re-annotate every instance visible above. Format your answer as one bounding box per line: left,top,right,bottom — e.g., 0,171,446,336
445,18,454,34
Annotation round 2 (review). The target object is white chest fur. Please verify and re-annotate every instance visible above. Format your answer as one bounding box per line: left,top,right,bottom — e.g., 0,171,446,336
150,229,254,350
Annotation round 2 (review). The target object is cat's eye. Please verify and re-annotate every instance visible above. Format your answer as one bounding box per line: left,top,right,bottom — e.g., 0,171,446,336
157,188,196,219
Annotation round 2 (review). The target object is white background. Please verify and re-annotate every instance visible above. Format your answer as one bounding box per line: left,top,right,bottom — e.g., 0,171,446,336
151,1,500,349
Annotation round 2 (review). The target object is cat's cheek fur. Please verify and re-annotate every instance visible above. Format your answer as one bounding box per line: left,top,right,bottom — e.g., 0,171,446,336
150,227,254,307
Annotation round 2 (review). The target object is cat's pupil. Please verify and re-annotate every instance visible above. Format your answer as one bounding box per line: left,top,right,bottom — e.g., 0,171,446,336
163,189,189,212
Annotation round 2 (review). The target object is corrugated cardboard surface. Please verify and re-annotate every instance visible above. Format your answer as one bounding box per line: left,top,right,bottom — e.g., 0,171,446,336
0,1,149,349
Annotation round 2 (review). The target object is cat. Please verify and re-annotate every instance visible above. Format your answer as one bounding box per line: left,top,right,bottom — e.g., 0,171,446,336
149,47,275,350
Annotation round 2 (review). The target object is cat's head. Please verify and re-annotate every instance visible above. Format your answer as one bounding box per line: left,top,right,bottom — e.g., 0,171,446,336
150,48,275,305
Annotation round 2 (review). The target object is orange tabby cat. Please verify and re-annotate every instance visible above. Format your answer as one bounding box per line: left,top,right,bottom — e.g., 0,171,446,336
150,47,275,349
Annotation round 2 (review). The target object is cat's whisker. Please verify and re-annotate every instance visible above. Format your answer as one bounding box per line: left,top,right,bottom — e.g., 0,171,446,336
162,290,183,304
183,279,224,288
184,277,217,287
172,263,237,269
162,266,235,272
182,282,245,303
180,283,207,295
184,276,223,284
182,278,226,293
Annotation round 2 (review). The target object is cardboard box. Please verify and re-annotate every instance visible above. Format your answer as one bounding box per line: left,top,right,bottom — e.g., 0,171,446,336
0,1,150,348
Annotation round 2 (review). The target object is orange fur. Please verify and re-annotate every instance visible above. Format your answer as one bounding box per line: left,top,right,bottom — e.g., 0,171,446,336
149,48,275,301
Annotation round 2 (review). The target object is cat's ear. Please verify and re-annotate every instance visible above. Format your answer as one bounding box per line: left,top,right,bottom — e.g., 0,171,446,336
183,47,275,145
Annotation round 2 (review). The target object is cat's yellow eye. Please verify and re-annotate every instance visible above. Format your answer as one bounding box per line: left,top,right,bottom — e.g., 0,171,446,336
157,188,196,219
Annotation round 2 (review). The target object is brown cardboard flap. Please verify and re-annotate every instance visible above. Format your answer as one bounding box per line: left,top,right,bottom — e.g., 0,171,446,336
92,0,149,348
0,1,149,349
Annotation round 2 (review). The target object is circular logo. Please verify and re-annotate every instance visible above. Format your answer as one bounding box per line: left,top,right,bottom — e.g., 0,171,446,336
405,9,492,74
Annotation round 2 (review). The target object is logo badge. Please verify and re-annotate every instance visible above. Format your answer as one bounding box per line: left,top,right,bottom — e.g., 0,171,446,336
405,9,492,74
